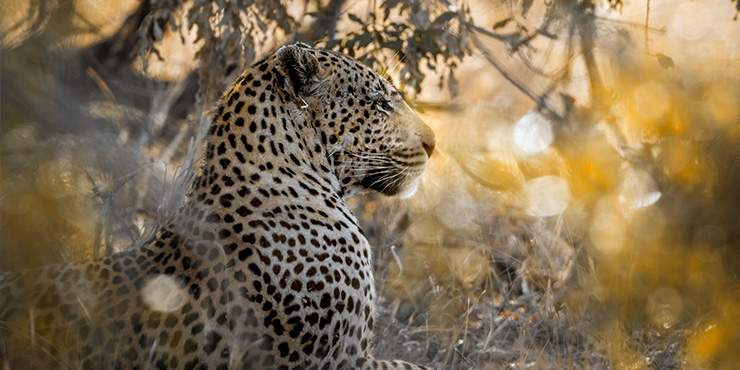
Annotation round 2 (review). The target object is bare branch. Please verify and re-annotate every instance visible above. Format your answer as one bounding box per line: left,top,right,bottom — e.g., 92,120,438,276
469,27,564,122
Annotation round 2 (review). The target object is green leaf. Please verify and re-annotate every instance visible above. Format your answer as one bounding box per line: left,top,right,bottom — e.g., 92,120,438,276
382,40,404,51
656,53,674,69
152,20,164,41
348,13,364,25
358,32,374,48
375,32,384,44
522,0,533,17
345,38,356,52
419,32,436,53
307,12,328,20
448,70,458,97
433,11,457,26
294,32,312,44
325,39,341,50
492,17,511,29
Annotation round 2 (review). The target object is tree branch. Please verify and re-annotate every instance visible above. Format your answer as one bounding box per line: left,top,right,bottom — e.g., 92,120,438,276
469,27,565,123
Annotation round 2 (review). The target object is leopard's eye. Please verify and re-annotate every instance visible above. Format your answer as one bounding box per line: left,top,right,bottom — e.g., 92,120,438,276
375,98,394,116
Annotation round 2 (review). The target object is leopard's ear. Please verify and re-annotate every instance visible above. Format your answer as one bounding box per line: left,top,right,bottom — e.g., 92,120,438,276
275,43,320,99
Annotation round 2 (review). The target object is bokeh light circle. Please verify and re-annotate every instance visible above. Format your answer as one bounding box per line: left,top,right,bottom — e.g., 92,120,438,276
512,112,553,155
524,176,571,217
142,275,187,313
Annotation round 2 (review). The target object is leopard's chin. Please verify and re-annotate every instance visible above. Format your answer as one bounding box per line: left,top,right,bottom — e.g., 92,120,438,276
395,180,420,199
361,166,424,198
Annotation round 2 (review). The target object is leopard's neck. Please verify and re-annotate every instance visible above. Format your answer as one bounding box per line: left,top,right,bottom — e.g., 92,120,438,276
171,64,354,243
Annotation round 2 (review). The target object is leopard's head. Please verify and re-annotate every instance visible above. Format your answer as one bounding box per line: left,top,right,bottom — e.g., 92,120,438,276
275,43,436,198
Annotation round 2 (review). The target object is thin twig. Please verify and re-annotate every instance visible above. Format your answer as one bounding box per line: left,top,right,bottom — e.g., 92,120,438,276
594,15,665,32
469,28,564,122
467,24,508,41
645,0,651,53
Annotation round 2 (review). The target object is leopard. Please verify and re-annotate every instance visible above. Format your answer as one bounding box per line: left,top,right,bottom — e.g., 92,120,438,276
0,42,437,369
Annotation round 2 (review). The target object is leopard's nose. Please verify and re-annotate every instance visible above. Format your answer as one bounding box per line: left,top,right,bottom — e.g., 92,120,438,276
422,140,435,158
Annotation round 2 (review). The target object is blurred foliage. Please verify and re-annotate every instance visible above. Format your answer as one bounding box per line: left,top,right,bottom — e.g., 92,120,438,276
133,0,474,103
323,0,472,95
3,0,740,368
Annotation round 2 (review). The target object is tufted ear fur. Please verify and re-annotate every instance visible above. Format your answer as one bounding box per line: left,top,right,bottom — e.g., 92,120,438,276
275,43,321,99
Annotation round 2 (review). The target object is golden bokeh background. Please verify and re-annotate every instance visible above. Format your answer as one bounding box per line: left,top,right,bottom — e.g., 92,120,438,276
2,0,740,368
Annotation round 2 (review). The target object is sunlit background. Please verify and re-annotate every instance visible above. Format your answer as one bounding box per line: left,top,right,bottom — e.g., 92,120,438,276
2,0,740,368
